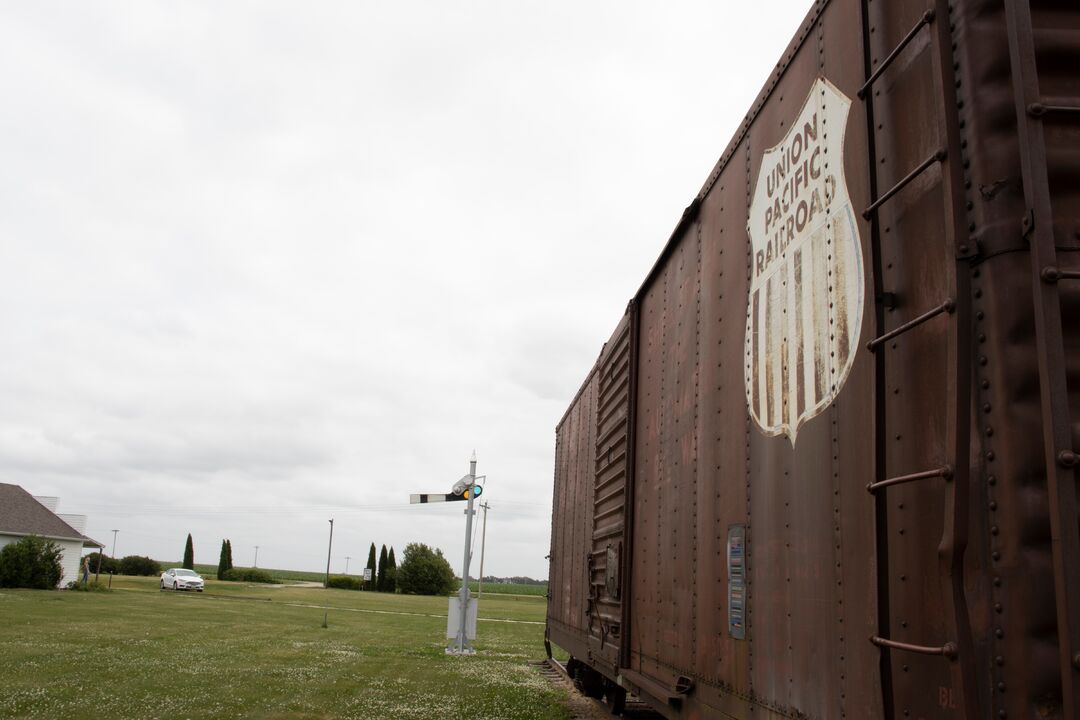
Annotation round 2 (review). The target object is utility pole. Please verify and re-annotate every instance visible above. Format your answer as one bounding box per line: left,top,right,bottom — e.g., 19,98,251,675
322,520,335,629
324,519,334,588
477,502,491,599
254,546,260,568
111,530,119,558
345,556,351,575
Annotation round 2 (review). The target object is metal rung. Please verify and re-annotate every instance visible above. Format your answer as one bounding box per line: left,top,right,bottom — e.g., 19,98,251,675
871,635,958,659
858,9,935,99
863,149,946,219
866,465,952,493
1041,267,1080,283
1028,103,1080,117
866,299,955,351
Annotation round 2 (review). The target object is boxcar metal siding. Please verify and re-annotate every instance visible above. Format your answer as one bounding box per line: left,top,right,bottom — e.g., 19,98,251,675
863,1,962,717
698,168,754,701
547,0,1080,717
588,315,632,673
550,365,599,647
951,0,1080,716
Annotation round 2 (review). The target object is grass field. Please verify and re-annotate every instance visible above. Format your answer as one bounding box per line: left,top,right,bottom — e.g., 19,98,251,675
0,577,568,720
178,563,327,584
470,582,547,597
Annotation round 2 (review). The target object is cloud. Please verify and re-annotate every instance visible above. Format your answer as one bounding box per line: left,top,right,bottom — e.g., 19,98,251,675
0,0,811,578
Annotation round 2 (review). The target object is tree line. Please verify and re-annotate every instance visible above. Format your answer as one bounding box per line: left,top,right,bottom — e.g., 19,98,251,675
328,542,454,596
100,533,458,596
365,542,396,592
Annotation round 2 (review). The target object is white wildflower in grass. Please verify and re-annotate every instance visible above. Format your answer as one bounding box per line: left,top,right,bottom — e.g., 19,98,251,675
0,579,571,719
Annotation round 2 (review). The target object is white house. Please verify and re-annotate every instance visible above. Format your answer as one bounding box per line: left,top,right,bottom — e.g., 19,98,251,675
0,483,104,587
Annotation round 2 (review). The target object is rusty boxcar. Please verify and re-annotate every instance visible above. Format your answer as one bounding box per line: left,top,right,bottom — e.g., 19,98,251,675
545,0,1080,718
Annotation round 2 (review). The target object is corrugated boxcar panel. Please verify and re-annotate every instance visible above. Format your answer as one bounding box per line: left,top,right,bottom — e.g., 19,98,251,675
556,391,574,631
744,386,787,706
579,379,599,632
694,153,753,697
656,225,702,677
956,1,1080,716
820,2,885,715
742,15,819,713
1037,3,1080,247
551,409,572,630
550,366,599,638
564,394,581,631
834,385,884,720
655,240,682,681
957,4,1038,718
632,270,667,680
590,315,631,669
549,433,564,624
864,1,958,716
553,416,570,629
978,254,1061,708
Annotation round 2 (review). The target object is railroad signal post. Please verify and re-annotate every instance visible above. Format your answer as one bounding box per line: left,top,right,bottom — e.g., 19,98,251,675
409,452,486,655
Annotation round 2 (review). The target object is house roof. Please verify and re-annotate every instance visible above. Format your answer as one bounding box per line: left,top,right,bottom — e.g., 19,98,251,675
0,483,104,548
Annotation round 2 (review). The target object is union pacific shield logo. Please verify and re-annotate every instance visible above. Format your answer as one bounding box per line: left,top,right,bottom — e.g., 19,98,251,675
744,78,864,444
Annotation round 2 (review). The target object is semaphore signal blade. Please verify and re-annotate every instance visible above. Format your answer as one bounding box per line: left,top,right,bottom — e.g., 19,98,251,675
409,493,466,504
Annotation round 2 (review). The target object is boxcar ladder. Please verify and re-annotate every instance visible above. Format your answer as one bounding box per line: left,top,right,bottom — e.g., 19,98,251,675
857,1,979,718
1003,1,1080,715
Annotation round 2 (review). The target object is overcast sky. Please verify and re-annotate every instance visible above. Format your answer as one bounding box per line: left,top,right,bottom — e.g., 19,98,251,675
1,1,810,580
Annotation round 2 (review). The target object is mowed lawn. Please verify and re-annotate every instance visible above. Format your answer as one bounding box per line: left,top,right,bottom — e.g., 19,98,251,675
0,577,569,720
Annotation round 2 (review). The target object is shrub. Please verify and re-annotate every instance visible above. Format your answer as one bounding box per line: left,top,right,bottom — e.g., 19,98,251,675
396,543,456,596
222,567,273,583
326,575,360,590
83,551,119,575
118,555,161,576
66,580,110,592
0,535,64,589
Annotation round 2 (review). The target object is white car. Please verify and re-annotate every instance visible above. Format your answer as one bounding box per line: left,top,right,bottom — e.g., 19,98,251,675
160,568,204,592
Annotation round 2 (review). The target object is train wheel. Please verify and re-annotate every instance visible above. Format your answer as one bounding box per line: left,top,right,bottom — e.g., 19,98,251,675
578,667,605,698
603,681,626,715
566,657,605,698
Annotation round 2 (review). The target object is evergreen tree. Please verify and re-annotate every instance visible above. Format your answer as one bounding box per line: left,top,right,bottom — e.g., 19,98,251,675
217,540,228,580
225,540,234,571
386,547,397,593
377,544,388,592
365,543,376,590
182,534,194,570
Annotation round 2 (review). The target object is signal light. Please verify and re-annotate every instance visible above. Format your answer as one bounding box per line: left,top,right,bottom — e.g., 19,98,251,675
464,484,483,500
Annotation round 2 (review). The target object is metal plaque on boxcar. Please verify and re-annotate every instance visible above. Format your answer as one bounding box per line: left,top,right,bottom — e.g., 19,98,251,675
727,525,746,640
745,78,864,444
